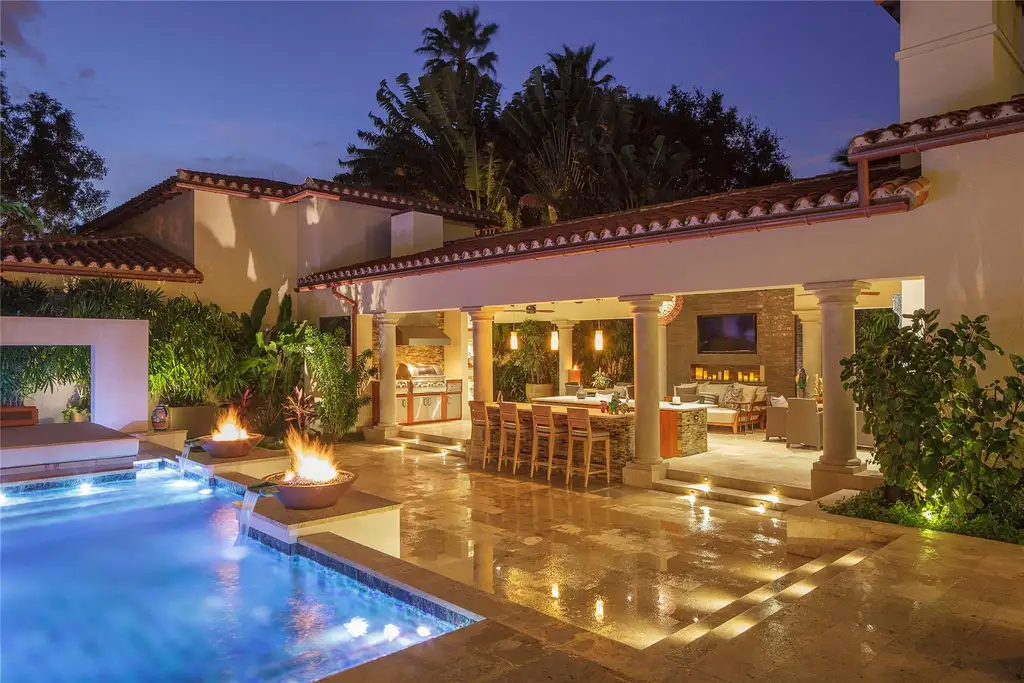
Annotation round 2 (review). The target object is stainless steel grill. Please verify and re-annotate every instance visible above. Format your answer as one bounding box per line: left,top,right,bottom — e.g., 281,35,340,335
397,363,446,394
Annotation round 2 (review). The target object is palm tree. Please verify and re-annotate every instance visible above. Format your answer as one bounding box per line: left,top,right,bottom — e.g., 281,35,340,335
831,145,854,168
416,6,499,75
545,44,614,87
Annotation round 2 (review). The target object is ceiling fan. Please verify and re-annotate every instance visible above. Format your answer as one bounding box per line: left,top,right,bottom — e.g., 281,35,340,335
503,304,556,314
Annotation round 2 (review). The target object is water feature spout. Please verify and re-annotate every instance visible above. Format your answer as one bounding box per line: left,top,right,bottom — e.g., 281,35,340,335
178,441,196,480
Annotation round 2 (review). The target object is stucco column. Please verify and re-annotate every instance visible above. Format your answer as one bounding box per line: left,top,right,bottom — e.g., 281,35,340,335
463,306,497,402
375,313,401,427
620,295,668,487
553,320,576,395
805,281,868,473
657,324,668,399
796,308,823,393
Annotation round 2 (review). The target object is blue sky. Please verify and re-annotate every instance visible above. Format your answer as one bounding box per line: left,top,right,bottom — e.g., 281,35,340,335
2,1,900,207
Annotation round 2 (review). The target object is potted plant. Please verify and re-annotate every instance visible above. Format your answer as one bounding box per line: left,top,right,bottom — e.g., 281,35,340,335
516,320,557,401
62,388,90,423
591,369,614,390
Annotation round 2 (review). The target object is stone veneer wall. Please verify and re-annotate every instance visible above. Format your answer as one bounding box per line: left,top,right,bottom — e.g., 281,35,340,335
372,311,446,368
665,289,796,396
676,408,708,457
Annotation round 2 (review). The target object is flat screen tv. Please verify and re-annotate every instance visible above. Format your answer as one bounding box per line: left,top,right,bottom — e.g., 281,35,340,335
697,313,757,354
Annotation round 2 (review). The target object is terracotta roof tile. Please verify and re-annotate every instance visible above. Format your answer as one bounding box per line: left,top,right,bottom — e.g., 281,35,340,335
1,235,203,283
848,95,1024,160
297,166,930,289
82,169,503,234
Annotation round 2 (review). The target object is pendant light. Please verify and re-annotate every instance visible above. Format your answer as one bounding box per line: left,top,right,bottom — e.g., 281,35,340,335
509,308,518,350
550,330,559,351
594,328,604,351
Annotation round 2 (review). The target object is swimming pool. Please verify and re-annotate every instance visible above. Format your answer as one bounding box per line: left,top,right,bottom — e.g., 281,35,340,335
0,469,473,682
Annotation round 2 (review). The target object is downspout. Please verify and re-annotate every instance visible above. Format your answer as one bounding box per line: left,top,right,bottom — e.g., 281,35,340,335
331,287,358,368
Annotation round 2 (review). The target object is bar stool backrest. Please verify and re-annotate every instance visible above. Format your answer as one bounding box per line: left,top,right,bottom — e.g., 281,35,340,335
499,402,520,429
566,407,591,438
532,404,553,432
469,400,489,427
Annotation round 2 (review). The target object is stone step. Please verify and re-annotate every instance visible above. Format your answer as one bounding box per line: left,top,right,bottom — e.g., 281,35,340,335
653,478,806,511
397,430,469,448
651,546,875,665
665,466,812,500
386,436,467,457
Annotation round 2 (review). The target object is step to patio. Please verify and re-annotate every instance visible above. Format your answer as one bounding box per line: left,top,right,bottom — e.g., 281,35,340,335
665,466,812,501
652,546,875,664
397,430,469,448
653,478,806,511
386,436,467,458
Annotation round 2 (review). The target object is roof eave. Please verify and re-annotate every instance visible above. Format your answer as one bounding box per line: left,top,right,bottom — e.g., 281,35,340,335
0,262,204,284
848,117,1024,162
296,195,918,291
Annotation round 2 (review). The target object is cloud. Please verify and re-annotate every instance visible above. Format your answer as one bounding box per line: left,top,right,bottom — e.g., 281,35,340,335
78,67,96,79
0,0,45,64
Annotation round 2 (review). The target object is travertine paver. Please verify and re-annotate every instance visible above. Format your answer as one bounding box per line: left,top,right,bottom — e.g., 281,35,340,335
319,442,1024,683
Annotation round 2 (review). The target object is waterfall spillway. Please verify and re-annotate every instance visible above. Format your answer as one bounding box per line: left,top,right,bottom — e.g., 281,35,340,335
178,443,192,480
236,490,260,545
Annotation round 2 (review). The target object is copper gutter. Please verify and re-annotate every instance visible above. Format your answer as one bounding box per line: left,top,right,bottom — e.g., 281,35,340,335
331,288,359,367
857,159,870,209
847,118,1024,162
297,197,912,291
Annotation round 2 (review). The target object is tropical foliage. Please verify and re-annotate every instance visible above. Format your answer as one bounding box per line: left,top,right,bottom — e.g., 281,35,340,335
305,330,378,441
338,7,790,229
1,49,109,238
839,309,1024,541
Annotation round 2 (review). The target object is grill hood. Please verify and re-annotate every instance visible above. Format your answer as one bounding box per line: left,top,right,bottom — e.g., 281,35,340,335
396,325,450,346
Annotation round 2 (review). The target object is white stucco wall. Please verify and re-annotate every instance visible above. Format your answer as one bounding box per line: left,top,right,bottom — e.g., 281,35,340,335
0,317,150,432
358,134,1024,378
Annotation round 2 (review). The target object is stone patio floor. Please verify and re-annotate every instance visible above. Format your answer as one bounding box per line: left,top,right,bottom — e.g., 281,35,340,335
322,441,1024,683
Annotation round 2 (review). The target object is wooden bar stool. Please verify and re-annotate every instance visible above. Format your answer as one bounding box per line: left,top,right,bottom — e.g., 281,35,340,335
498,402,526,473
530,404,568,480
468,401,497,468
566,407,611,487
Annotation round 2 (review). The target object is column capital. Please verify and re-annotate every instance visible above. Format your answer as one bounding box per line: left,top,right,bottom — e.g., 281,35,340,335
372,312,401,325
552,319,577,331
461,305,501,321
803,280,870,306
794,308,822,324
619,294,668,314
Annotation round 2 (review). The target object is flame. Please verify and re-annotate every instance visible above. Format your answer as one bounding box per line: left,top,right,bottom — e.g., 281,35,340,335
284,429,338,483
212,406,248,441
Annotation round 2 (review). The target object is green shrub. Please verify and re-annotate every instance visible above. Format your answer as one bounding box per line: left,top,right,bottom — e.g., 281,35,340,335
149,296,236,406
842,309,1024,518
305,329,377,440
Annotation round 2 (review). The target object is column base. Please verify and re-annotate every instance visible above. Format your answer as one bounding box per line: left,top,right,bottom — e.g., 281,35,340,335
363,424,401,444
621,460,668,489
811,459,867,499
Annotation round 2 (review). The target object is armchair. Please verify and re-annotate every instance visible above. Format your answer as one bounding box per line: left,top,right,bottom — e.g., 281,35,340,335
786,398,823,449
764,393,787,442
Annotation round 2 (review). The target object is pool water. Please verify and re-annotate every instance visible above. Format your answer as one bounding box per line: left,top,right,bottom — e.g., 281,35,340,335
0,470,464,683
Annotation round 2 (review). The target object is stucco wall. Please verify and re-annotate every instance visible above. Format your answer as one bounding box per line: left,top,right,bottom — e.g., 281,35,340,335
0,316,150,432
115,191,197,264
358,134,1024,379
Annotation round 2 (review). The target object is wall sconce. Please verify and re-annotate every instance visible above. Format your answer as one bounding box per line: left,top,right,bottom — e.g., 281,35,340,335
550,330,559,351
510,329,519,350
594,329,604,351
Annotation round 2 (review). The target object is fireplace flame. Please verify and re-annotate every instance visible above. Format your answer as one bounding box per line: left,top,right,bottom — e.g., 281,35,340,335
212,406,249,441
284,429,338,484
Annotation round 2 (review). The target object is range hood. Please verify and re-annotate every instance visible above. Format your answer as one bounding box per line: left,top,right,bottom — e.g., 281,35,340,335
396,325,450,346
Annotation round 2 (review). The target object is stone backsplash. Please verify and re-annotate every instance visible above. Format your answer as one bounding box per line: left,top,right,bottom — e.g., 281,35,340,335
372,312,446,368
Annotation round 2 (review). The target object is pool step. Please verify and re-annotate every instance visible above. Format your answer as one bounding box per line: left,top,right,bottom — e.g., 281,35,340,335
665,466,811,501
386,436,467,457
653,478,806,511
651,546,875,664
397,430,469,448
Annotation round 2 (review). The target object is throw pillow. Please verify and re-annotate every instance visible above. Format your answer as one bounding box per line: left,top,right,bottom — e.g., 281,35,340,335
737,383,758,404
677,382,698,393
753,386,768,403
723,384,745,408
698,392,719,406
769,395,789,408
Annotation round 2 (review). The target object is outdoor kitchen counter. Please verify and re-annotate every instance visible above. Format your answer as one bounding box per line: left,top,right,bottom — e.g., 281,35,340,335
483,403,634,483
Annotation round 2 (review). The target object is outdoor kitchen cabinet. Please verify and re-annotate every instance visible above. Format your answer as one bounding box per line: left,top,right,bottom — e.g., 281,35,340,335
369,372,464,425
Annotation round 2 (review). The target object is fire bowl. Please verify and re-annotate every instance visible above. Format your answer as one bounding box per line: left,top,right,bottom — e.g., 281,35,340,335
196,433,265,459
262,471,358,510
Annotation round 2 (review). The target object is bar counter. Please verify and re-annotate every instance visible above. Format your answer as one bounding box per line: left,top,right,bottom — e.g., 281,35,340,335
480,399,709,483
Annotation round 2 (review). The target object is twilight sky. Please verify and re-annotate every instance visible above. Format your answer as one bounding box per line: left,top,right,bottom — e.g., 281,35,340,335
2,1,900,208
